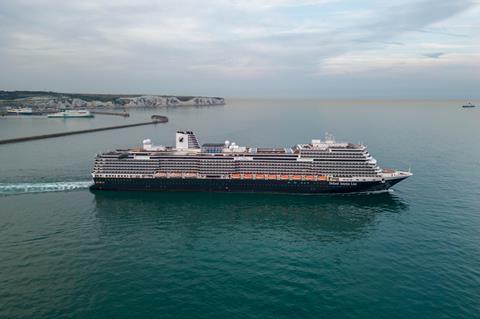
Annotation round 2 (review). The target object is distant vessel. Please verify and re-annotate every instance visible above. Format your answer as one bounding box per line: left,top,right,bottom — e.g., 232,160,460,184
462,102,476,108
48,109,94,118
90,131,412,194
7,107,33,115
151,115,168,122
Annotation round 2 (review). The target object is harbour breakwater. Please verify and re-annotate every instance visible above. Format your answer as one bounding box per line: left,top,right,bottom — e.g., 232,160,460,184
90,110,130,117
0,116,168,145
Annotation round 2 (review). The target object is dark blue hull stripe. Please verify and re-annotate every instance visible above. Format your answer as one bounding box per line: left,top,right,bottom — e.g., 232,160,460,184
91,177,405,194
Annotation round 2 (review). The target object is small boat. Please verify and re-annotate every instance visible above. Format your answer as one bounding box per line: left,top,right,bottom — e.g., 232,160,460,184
462,102,476,108
48,109,94,118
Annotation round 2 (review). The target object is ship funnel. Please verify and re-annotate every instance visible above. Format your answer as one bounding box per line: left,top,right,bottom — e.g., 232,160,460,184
176,131,200,150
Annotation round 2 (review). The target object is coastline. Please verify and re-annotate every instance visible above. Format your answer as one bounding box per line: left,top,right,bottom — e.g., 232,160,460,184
0,90,225,110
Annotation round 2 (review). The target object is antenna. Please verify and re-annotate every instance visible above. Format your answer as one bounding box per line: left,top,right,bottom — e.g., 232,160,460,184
325,132,335,142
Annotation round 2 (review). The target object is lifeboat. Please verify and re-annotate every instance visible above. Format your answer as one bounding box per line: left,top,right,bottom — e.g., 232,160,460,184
292,175,302,180
267,174,277,180
280,175,289,180
255,174,265,179
231,173,241,179
243,173,253,179
154,172,167,178
318,176,327,181
305,175,314,181
185,173,197,178
170,172,182,178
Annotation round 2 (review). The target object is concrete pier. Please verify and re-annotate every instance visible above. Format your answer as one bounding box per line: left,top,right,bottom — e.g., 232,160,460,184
0,116,168,145
90,110,130,117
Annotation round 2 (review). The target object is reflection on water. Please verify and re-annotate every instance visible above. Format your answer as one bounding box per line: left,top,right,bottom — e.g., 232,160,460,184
92,191,408,241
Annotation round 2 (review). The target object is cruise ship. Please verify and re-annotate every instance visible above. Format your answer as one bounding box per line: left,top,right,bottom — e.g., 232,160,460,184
90,131,412,193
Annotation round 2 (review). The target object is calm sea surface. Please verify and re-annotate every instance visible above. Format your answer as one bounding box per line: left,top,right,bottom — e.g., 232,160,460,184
1,99,479,318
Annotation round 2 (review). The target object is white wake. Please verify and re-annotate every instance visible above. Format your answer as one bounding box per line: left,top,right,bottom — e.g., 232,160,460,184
0,181,93,195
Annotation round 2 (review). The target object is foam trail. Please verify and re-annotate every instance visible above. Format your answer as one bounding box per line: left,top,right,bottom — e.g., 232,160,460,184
0,181,93,195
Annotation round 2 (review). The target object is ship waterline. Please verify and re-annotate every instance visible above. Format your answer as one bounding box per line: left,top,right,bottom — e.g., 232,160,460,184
90,131,412,193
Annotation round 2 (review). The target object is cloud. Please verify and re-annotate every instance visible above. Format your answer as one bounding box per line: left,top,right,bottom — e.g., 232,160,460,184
318,52,480,75
0,0,479,97
423,52,445,59
218,0,333,10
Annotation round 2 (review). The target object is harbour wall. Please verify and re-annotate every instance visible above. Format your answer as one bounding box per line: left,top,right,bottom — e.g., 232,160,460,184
90,111,130,117
0,116,168,145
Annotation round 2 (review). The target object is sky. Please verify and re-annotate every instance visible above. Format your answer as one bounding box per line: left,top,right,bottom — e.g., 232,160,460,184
0,0,479,98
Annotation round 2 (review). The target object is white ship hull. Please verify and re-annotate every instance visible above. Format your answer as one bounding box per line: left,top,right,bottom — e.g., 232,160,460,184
48,110,94,118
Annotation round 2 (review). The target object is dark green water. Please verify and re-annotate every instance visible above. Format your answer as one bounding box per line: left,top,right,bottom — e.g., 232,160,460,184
1,100,479,318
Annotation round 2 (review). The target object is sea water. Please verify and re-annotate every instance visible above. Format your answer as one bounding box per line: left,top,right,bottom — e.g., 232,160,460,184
1,99,479,318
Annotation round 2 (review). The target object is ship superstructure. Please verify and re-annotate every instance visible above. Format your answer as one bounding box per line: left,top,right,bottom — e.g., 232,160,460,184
91,131,411,193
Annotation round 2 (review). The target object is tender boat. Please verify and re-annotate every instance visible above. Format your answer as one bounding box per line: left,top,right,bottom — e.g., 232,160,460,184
462,102,476,108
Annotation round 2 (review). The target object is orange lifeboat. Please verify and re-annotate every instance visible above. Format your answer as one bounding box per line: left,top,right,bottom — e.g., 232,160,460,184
318,175,327,181
267,174,277,180
255,174,265,179
280,175,289,180
292,175,302,180
305,175,314,181
244,173,253,179
231,173,241,179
